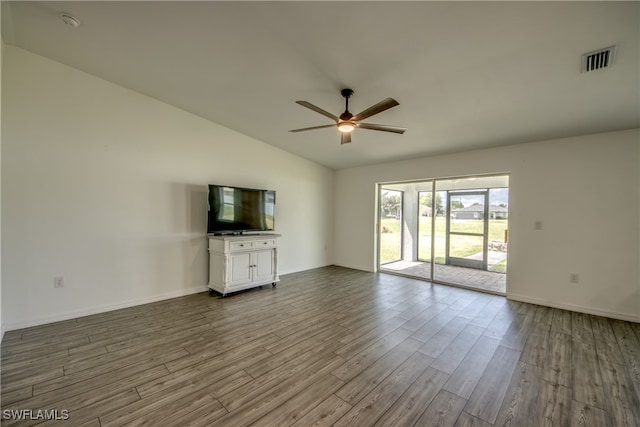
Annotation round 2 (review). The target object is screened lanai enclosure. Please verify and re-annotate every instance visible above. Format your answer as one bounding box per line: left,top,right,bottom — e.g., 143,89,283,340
378,174,509,294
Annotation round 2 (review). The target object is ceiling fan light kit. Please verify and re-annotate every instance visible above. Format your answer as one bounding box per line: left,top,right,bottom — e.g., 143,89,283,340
290,88,406,144
337,122,355,133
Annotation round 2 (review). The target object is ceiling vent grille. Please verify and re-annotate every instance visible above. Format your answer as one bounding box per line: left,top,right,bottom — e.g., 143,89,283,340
582,46,616,72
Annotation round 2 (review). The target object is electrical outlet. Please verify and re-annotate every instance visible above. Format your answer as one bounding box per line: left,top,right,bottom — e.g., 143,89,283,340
569,273,579,284
54,276,64,288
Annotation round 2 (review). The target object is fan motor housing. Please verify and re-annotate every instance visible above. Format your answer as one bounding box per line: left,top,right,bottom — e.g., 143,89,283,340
341,88,354,98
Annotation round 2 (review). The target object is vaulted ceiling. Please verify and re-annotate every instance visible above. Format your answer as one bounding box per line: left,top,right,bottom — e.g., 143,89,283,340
2,1,638,169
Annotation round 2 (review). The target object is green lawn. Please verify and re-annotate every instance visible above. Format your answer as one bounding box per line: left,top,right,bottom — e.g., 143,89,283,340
380,217,403,263
380,217,508,271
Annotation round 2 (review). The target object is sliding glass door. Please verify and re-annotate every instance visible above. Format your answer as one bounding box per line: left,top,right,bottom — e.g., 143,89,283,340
378,174,509,295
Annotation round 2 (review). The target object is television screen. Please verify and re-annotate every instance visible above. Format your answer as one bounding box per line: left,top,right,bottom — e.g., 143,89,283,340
207,185,275,234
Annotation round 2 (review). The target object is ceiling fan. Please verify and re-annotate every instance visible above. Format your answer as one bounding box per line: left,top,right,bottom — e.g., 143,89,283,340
289,89,406,144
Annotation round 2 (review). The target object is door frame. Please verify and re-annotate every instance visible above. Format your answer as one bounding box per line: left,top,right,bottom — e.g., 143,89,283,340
445,190,489,270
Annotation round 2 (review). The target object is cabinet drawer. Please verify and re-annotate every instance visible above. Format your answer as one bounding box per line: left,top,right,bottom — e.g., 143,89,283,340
254,239,277,248
230,241,253,251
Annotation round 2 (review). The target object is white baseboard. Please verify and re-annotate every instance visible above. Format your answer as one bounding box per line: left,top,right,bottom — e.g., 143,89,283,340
333,262,375,273
5,285,209,331
507,292,640,323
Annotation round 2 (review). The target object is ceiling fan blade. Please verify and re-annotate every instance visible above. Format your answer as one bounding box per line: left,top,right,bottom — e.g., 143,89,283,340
296,101,339,122
341,133,352,145
357,123,407,134
289,124,336,133
352,98,399,121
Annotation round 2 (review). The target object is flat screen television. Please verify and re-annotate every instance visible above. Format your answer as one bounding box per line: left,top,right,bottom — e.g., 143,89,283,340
207,185,276,234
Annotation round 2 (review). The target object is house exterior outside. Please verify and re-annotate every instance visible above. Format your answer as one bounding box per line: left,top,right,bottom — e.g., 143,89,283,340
452,204,508,219
419,206,432,217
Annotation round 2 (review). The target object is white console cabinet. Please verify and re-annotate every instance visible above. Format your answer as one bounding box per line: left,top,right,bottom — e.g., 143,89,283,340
207,234,280,296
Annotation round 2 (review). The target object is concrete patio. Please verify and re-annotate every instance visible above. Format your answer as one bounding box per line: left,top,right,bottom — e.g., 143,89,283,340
381,258,507,294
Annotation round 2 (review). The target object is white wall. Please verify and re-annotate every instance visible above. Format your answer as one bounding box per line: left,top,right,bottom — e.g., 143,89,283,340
334,129,640,322
0,36,4,341
1,46,334,330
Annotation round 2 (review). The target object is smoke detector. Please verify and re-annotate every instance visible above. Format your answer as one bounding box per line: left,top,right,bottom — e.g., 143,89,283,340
60,13,81,28
582,46,616,73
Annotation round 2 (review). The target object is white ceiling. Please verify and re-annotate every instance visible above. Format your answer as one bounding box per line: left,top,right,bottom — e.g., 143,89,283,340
2,1,639,169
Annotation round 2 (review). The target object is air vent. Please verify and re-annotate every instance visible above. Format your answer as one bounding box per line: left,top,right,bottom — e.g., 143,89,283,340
582,46,616,72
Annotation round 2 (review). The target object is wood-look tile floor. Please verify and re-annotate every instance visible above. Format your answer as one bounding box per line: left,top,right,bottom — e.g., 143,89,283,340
1,266,639,426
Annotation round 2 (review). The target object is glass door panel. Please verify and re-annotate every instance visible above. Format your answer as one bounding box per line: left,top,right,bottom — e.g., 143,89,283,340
379,189,403,264
433,190,448,265
488,187,509,273
446,191,488,270
417,190,433,263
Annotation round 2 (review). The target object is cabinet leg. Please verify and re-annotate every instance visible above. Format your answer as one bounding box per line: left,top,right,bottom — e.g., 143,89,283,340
272,283,277,287
209,289,226,298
